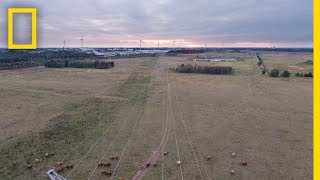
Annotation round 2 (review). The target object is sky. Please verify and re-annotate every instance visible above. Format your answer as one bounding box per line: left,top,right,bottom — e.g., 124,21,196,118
0,0,313,48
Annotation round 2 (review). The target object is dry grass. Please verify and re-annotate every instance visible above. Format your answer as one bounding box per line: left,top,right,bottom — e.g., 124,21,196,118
0,52,313,179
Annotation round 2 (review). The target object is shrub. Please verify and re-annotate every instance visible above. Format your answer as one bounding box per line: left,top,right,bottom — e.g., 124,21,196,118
300,73,304,77
304,72,313,77
262,69,266,74
44,60,68,68
295,72,300,77
257,61,263,66
280,70,291,77
269,69,280,77
173,64,232,75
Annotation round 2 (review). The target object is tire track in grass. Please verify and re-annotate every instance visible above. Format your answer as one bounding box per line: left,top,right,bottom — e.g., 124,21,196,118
83,58,157,179
171,84,204,180
65,60,156,179
86,85,149,179
168,82,184,180
131,79,171,180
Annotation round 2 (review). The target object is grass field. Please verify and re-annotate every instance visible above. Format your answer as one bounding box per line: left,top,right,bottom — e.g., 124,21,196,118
0,52,313,179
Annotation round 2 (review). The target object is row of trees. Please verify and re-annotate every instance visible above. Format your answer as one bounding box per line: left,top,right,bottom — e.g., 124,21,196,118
295,72,313,77
44,60,114,69
172,64,233,75
0,61,41,70
0,50,101,70
269,69,313,78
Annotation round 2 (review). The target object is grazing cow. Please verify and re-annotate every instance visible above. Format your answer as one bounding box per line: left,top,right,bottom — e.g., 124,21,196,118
239,161,248,166
230,169,236,175
114,156,119,160
140,165,144,171
206,155,212,160
146,163,151,167
101,170,112,176
119,177,124,180
26,164,32,169
104,162,111,167
98,162,111,167
13,161,17,168
110,156,115,160
56,168,64,173
164,152,169,156
56,162,63,166
65,165,74,169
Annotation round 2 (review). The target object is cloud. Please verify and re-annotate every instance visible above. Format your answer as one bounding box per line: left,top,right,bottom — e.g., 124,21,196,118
0,0,313,47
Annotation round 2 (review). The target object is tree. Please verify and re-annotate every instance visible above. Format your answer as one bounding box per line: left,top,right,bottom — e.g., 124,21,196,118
304,72,313,77
269,69,280,77
295,72,300,77
280,70,291,77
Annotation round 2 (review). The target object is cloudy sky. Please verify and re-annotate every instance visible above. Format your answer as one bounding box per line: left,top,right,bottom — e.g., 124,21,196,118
0,0,313,48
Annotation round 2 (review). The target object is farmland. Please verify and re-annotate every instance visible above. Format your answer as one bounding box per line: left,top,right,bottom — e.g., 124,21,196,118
0,51,313,179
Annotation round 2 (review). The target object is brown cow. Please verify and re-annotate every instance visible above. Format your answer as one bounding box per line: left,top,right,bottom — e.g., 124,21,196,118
98,162,111,167
56,168,64,173
110,155,115,160
65,165,74,169
140,165,144,171
101,170,112,176
56,162,63,166
239,161,248,166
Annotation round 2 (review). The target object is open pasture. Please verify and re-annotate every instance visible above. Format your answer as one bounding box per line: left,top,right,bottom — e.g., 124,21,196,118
0,52,313,180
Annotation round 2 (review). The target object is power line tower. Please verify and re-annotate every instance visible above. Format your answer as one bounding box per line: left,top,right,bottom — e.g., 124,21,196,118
140,40,142,50
173,40,176,48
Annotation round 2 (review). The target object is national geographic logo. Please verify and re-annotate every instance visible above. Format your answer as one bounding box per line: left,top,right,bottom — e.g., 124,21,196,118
8,8,37,49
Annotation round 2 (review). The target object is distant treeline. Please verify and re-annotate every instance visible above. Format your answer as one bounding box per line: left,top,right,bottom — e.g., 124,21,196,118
172,64,233,75
44,60,114,69
167,49,205,54
0,50,100,70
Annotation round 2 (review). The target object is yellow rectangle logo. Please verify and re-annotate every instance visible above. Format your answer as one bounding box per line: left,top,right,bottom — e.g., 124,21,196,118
8,8,37,49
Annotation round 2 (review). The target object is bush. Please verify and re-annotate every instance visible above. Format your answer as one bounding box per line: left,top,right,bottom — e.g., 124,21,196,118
295,72,300,77
304,72,313,77
262,69,266,74
173,64,232,75
280,70,291,77
300,73,304,77
257,61,263,66
269,69,280,77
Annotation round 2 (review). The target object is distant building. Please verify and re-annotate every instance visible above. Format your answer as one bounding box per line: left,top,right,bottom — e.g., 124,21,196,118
194,58,238,62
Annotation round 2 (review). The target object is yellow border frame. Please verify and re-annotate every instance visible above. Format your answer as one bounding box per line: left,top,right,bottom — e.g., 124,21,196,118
315,0,319,179
8,8,37,49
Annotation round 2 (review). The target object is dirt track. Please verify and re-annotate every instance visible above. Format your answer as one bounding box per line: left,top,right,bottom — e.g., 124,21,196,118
132,74,172,180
